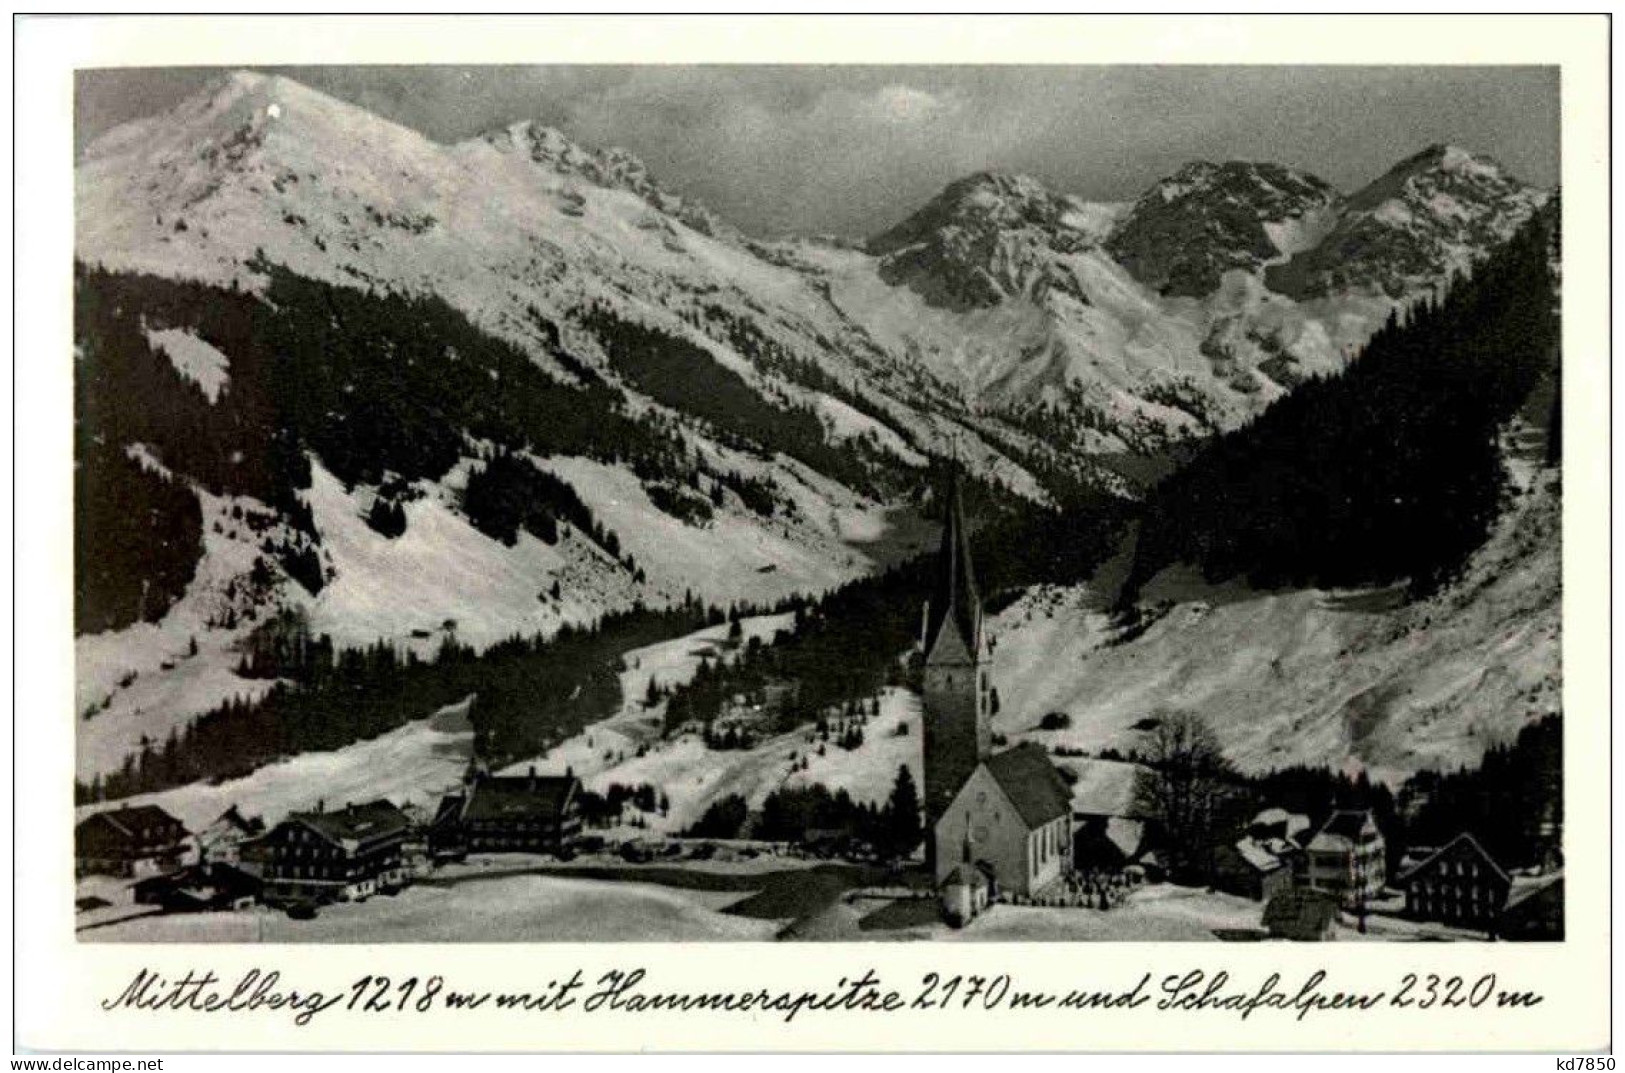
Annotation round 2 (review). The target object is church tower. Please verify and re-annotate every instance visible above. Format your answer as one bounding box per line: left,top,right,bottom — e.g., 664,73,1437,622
920,470,992,839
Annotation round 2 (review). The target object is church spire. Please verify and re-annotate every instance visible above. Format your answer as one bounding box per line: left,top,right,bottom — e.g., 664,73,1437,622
922,465,981,663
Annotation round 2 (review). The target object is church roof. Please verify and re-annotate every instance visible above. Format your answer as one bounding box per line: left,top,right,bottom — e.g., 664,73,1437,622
923,469,981,664
985,743,1072,828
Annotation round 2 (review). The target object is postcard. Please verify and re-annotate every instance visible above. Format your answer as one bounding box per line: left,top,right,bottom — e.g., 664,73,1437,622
14,12,1610,1054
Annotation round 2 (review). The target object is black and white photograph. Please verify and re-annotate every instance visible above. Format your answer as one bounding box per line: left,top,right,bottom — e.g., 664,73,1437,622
65,53,1569,951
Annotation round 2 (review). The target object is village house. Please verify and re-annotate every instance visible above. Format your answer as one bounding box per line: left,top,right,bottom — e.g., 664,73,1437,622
1394,832,1512,929
1067,757,1155,878
1212,836,1294,902
1302,809,1386,909
1072,813,1148,875
75,803,191,878
194,805,265,867
923,472,1074,908
1211,805,1310,900
430,764,583,856
261,798,411,905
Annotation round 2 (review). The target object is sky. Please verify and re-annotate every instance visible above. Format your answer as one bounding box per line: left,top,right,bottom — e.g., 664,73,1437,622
76,65,1560,239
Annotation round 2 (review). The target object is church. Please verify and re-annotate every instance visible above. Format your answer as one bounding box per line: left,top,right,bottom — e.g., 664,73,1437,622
921,474,1073,901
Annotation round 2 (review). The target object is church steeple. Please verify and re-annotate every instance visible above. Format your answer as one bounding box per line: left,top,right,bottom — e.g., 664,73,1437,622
921,468,982,664
919,465,992,845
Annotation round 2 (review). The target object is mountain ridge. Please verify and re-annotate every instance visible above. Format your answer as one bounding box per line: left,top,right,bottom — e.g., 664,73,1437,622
73,70,1552,785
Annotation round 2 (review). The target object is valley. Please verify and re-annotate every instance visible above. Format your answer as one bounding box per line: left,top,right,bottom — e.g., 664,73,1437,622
71,69,1563,945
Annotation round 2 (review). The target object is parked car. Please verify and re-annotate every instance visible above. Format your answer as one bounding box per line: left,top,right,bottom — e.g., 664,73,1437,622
285,900,318,921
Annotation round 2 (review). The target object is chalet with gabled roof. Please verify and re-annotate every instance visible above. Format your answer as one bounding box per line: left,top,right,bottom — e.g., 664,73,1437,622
261,798,411,904
1395,832,1511,929
195,805,265,867
75,803,191,878
431,765,582,856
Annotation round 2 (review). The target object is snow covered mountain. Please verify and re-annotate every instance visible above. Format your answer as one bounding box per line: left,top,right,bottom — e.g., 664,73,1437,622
1267,144,1549,300
867,170,1126,310
74,71,1551,784
1106,160,1341,298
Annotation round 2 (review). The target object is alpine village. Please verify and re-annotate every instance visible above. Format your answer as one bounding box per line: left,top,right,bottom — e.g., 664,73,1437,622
74,73,1563,943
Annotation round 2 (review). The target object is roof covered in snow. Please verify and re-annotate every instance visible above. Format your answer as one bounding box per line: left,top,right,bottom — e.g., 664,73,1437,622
1250,807,1310,840
1232,836,1287,874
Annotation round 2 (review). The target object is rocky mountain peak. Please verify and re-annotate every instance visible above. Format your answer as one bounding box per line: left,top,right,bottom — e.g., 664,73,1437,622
868,170,1067,256
1267,144,1546,300
864,171,1112,311
1106,159,1342,298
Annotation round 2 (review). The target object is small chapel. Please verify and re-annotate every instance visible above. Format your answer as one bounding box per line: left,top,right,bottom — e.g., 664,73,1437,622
921,472,1073,906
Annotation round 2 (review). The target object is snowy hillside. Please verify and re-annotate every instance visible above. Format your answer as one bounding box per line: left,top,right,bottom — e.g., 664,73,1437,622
987,461,1560,786
74,70,1551,792
78,72,1547,474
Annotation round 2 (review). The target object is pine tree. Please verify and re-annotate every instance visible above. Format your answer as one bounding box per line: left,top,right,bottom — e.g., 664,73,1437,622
883,764,922,860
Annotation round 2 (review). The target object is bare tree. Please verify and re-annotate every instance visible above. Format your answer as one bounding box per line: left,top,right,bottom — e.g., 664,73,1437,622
1132,710,1236,884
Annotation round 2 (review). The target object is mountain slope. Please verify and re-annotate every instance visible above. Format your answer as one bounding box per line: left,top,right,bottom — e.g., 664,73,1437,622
1268,144,1548,299
74,70,1552,787
1127,204,1559,597
1106,160,1342,297
991,454,1559,786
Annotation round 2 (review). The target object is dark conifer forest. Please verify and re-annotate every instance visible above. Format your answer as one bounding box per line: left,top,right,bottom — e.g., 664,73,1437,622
75,442,204,634
1125,203,1559,599
73,260,696,633
576,302,908,500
